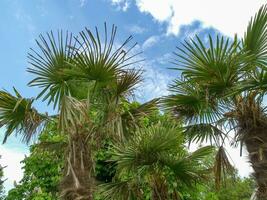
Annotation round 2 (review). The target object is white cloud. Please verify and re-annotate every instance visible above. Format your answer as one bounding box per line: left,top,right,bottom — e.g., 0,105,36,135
110,0,130,11
0,146,27,192
142,35,160,49
136,68,171,101
112,0,266,37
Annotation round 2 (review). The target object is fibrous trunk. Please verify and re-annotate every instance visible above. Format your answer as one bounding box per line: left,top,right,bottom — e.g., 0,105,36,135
151,175,170,200
235,95,267,199
60,132,93,200
244,128,267,200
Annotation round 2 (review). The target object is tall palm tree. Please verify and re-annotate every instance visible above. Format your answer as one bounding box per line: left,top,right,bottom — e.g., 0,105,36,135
100,121,213,200
0,24,158,200
163,4,267,199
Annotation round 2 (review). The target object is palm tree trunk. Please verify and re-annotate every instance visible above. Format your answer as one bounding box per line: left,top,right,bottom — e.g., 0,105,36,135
244,128,267,200
151,175,169,200
60,131,94,200
235,95,267,200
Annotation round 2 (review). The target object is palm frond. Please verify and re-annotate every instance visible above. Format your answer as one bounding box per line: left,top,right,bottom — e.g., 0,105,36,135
163,146,214,187
27,30,76,108
184,123,225,146
163,80,224,124
111,122,183,172
172,35,246,96
115,69,143,98
0,88,47,144
121,98,159,133
241,69,267,91
68,24,143,85
188,145,215,163
243,4,267,68
99,178,142,200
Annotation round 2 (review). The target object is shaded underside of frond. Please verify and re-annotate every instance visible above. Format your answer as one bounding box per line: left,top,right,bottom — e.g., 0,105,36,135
184,123,225,146
163,80,225,124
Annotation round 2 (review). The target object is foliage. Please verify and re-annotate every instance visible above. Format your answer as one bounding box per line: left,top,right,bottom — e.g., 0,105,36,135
6,122,64,200
0,157,5,200
99,121,214,200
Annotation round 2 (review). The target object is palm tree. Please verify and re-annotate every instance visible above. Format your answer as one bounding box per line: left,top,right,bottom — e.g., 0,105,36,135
163,4,267,199
100,121,213,200
0,24,158,199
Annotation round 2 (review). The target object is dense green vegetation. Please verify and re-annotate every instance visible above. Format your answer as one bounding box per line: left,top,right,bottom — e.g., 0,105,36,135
1,3,267,200
4,124,255,199
3,121,255,200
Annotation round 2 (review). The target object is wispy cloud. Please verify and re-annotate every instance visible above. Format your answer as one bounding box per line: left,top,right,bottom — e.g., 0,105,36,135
142,35,160,49
110,0,130,11
79,0,87,7
136,64,171,101
127,25,146,34
14,9,36,34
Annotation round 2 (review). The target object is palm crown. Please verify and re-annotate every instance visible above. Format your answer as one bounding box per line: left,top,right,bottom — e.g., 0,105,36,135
163,4,267,199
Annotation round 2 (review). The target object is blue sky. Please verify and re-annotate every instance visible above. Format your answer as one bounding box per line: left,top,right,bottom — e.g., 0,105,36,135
0,0,265,192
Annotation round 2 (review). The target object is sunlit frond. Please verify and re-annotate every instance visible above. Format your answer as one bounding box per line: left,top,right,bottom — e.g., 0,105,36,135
68,24,143,85
243,4,267,68
0,88,47,144
111,122,183,172
172,35,246,96
28,31,76,108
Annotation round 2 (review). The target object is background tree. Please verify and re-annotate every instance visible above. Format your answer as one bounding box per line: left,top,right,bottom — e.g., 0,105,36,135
163,4,267,199
6,122,64,200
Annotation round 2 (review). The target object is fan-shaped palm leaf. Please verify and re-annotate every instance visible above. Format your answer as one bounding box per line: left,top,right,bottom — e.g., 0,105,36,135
243,4,267,68
0,88,47,143
172,35,246,96
28,31,76,108
68,24,143,85
100,178,143,200
163,80,224,123
184,123,225,146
